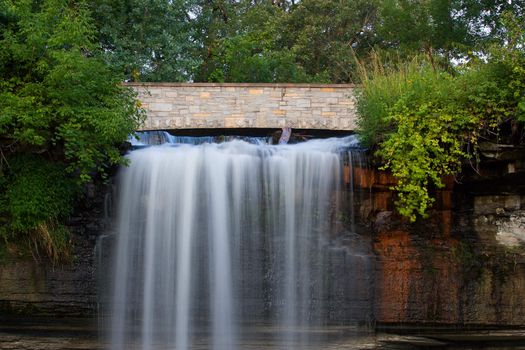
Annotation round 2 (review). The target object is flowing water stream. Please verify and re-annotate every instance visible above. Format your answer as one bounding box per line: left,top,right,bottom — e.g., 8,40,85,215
1,133,523,350
108,133,373,350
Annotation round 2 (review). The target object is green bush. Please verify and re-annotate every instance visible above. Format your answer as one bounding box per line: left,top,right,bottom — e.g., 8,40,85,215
5,155,74,233
0,0,144,260
357,60,476,220
356,15,524,221
0,155,75,261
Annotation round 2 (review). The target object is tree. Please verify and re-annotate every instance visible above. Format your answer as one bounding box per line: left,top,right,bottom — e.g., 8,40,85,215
89,0,198,82
195,1,320,82
0,0,144,260
376,0,525,67
81,0,525,83
192,0,248,82
193,0,380,83
279,0,379,82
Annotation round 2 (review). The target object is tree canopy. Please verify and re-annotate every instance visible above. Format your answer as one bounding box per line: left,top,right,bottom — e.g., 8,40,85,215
87,0,525,83
0,0,144,260
0,0,524,253
89,0,198,81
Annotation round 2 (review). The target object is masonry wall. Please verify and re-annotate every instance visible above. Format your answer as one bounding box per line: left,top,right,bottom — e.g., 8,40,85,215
128,83,357,131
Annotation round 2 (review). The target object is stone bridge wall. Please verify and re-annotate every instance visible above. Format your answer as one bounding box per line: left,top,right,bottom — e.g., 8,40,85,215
127,83,358,131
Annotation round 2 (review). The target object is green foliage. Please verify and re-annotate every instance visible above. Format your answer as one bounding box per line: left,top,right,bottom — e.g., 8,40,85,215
357,13,525,221
207,33,321,83
89,0,197,82
377,0,471,59
375,0,525,67
1,0,145,175
194,1,315,83
193,0,380,83
0,155,75,262
81,0,525,83
0,0,145,183
358,60,475,220
201,4,326,83
277,0,379,83
85,0,525,83
493,12,525,122
5,155,75,233
356,53,414,146
0,0,144,260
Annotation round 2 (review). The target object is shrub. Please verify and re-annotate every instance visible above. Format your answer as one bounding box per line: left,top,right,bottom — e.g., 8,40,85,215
1,155,75,261
356,17,524,221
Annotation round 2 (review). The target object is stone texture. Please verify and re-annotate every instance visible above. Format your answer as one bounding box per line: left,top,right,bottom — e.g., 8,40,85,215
126,83,358,131
2,150,525,331
0,181,114,318
344,160,525,327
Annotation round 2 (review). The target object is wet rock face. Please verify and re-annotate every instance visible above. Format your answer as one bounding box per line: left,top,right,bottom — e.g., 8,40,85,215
358,162,525,326
0,181,112,318
0,238,96,317
1,156,525,329
372,226,525,325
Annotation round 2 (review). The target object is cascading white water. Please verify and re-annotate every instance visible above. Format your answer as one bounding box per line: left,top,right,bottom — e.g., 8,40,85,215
109,135,368,350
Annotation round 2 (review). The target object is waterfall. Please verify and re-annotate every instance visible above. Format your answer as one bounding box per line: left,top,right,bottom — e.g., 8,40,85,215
108,135,371,350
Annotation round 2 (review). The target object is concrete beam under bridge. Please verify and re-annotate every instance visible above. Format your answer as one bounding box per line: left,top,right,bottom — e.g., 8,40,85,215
127,83,358,131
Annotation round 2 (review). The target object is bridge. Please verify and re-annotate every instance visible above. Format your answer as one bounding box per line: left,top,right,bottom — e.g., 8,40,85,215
128,83,358,131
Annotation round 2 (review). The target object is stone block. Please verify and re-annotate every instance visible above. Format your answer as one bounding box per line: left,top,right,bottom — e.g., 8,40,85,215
192,119,208,127
165,91,178,98
150,103,172,112
285,110,301,118
339,118,356,130
296,99,311,108
225,118,243,128
270,89,284,98
262,101,279,108
146,88,163,97
474,195,522,215
173,117,184,128
192,113,212,118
